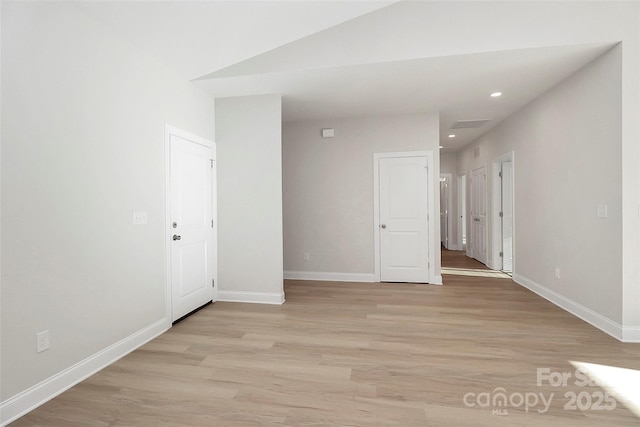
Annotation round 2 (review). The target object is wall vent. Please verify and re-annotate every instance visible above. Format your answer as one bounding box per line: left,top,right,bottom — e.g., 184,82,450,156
450,119,492,129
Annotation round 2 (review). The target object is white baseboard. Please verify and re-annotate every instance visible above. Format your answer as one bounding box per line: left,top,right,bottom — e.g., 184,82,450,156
0,318,170,426
622,326,640,342
217,290,285,305
431,275,443,285
284,270,376,283
512,273,634,342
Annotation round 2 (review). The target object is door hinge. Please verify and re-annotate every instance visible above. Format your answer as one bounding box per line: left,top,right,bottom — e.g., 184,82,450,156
211,219,214,228
499,171,503,178
212,278,215,288
210,159,214,168
499,211,503,217
499,251,503,257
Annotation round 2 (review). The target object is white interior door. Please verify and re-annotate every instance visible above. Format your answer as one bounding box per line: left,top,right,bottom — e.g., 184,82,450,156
501,161,513,273
379,156,429,282
471,166,487,264
170,133,215,321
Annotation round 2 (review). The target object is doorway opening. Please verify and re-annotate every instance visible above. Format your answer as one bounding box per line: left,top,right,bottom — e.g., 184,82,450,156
492,152,514,274
440,173,453,250
458,174,467,252
470,165,488,265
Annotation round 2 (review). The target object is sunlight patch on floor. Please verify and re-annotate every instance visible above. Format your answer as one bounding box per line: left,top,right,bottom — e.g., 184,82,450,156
569,361,640,418
441,267,511,279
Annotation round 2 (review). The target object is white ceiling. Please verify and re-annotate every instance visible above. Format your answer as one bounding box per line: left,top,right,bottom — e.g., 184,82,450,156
73,1,394,81
74,1,616,152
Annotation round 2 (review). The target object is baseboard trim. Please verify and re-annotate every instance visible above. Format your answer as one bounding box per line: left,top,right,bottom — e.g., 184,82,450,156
622,326,640,342
217,291,285,305
512,273,630,342
0,318,170,426
284,270,375,283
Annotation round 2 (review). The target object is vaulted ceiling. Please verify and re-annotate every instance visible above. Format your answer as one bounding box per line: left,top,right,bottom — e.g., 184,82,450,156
74,1,615,151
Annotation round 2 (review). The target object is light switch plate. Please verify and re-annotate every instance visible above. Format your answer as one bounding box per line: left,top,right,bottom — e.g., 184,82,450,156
132,211,148,225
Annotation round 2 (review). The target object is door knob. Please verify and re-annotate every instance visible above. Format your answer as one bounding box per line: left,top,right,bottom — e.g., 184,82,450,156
380,224,386,229
173,235,182,241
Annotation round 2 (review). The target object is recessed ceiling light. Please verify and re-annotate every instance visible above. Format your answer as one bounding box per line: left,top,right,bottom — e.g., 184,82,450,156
490,92,502,98
448,134,456,138
439,145,444,149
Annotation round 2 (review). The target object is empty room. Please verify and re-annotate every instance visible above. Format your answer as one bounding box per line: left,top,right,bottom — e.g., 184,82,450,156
2,1,640,426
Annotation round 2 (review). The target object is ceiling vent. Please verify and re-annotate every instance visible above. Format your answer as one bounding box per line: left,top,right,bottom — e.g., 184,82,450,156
450,119,492,129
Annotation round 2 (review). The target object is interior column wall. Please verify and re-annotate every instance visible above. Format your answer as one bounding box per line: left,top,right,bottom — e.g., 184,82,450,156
215,94,284,304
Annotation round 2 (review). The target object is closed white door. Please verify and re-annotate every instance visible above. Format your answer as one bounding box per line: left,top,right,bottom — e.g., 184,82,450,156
471,166,487,264
170,133,215,321
501,161,513,273
379,156,429,282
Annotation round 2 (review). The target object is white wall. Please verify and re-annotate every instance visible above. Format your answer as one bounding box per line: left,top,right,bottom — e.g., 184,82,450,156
282,113,440,281
215,94,284,304
249,0,640,338
457,46,624,333
0,1,214,418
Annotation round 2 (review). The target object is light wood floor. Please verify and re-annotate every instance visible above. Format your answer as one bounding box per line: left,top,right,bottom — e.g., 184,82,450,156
12,251,640,426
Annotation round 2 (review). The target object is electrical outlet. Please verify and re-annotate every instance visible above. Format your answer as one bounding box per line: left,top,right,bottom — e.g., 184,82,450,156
36,330,50,353
303,252,310,261
555,268,560,280
597,204,608,218
132,211,148,225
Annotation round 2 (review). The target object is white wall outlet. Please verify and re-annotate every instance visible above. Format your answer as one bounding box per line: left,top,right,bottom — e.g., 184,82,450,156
555,267,560,280
132,211,148,225
303,252,310,261
36,330,50,353
597,204,608,218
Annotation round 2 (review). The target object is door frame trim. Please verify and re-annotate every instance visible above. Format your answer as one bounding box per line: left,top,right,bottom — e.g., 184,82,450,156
373,151,440,284
164,124,217,322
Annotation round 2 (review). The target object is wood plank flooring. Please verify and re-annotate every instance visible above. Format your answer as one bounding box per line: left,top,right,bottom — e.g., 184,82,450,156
11,251,640,426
